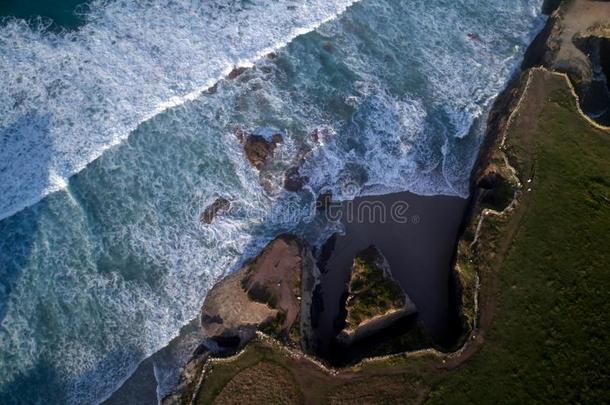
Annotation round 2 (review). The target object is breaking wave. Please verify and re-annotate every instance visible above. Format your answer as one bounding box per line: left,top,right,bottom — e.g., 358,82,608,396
0,0,360,220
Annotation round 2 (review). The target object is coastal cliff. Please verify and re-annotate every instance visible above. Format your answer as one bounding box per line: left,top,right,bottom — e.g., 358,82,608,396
161,1,610,403
532,0,610,124
163,235,319,403
199,234,317,350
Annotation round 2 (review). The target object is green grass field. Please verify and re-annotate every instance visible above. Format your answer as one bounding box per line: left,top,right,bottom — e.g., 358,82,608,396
427,72,610,403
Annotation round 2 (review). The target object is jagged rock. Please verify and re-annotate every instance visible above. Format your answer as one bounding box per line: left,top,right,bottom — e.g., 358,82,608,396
200,271,277,350
243,135,274,169
337,246,417,346
228,66,248,80
200,197,231,224
200,234,317,350
243,134,282,170
165,236,319,402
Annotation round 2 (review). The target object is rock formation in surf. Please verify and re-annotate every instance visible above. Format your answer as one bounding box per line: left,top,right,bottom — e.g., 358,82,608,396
200,197,231,224
200,234,318,350
243,133,283,170
283,166,309,192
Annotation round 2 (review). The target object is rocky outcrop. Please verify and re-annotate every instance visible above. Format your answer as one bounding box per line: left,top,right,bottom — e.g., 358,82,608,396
243,133,283,170
533,0,610,125
228,66,248,80
164,235,320,403
337,246,417,346
240,235,303,334
200,197,231,224
200,234,318,350
200,270,278,349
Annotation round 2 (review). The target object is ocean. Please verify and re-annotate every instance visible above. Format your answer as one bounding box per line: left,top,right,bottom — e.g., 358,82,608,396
0,0,544,403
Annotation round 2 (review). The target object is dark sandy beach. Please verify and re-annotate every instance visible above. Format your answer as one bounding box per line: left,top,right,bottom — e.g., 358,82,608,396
314,191,469,356
106,191,468,401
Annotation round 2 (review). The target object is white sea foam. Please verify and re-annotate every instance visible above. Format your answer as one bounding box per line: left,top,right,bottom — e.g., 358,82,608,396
296,0,546,199
0,0,360,220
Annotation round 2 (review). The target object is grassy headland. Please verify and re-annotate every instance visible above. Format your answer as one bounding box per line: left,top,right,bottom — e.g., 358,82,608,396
186,67,610,404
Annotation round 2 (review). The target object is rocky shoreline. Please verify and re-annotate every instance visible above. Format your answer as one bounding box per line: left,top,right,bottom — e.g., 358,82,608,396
105,1,610,403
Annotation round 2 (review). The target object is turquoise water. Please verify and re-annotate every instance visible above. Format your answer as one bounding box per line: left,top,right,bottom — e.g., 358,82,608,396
0,0,544,403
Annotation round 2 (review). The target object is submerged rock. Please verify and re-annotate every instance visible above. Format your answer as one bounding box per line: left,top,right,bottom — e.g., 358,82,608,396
316,191,333,212
227,66,248,80
200,197,231,224
337,245,417,346
283,166,309,192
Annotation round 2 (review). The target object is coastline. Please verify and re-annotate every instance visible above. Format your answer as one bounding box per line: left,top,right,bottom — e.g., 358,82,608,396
105,192,469,402
2,0,608,402
105,7,556,403
104,1,580,403
172,63,610,403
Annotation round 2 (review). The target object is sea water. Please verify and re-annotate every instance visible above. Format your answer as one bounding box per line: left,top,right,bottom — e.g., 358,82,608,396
0,0,544,403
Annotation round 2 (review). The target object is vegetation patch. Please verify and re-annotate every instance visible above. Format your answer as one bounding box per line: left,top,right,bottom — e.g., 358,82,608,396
344,246,406,329
211,361,303,405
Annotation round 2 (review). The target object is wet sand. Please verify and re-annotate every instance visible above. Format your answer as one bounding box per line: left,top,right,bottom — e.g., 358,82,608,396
314,191,469,355
104,320,204,405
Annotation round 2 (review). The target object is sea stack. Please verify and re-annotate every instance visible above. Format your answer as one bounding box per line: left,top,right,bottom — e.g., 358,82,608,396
337,246,417,346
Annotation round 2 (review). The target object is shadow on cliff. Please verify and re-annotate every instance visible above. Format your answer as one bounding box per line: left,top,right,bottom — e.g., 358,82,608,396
575,36,610,126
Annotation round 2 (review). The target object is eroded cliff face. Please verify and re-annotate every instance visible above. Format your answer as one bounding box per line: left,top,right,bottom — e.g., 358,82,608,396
163,235,320,403
200,234,318,350
337,246,417,346
535,0,610,124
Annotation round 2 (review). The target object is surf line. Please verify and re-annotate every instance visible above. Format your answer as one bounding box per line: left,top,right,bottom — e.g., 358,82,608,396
0,1,363,222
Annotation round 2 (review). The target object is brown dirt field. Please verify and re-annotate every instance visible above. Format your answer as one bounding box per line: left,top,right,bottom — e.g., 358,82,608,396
212,361,303,405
